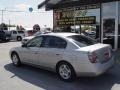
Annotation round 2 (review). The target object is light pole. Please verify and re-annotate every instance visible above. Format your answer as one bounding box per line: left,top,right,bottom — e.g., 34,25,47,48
0,9,6,23
9,19,10,31
1,10,3,23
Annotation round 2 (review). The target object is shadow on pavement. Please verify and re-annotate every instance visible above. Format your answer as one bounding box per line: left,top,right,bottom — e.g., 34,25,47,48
0,40,21,43
4,63,120,90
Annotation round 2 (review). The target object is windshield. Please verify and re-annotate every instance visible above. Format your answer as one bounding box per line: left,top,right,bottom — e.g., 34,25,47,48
33,31,42,36
68,35,97,47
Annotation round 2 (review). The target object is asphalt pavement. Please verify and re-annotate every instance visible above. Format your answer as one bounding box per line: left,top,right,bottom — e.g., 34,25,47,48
0,41,120,90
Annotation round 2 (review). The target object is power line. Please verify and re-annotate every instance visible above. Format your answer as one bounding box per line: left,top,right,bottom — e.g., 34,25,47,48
0,9,52,13
0,8,52,23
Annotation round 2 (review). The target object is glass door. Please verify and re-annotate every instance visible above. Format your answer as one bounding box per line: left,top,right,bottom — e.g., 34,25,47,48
102,18,115,49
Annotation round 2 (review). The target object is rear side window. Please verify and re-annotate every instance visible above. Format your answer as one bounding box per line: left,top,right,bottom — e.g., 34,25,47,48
18,31,24,34
68,35,96,47
42,36,67,48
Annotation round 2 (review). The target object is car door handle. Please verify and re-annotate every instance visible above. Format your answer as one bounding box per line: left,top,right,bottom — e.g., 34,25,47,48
35,52,38,54
56,54,60,55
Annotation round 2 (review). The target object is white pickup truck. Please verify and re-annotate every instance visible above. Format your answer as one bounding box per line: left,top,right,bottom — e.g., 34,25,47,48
10,30,25,41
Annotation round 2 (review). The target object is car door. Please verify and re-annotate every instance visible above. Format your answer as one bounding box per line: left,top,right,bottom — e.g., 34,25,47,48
11,31,17,40
37,36,67,69
20,36,44,65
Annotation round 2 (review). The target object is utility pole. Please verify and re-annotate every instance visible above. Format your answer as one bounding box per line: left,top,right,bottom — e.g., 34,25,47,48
9,19,10,31
0,9,6,23
1,10,3,23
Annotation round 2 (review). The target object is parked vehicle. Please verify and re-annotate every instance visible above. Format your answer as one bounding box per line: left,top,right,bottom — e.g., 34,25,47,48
10,33,114,81
0,30,11,42
84,30,96,39
10,30,25,41
22,31,51,44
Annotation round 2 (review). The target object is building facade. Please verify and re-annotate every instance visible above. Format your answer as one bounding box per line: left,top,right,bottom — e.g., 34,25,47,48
38,0,120,50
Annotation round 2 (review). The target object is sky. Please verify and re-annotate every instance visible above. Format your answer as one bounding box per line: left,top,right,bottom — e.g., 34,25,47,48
0,0,53,29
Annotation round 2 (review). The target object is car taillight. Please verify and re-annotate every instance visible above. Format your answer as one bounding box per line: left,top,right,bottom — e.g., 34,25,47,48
104,48,110,60
88,52,97,63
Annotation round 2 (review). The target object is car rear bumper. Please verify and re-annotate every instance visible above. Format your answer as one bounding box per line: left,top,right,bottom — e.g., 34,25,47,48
74,55,115,77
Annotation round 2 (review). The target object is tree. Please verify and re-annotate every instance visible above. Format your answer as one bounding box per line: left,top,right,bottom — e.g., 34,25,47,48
33,24,40,31
19,25,25,31
0,23,8,30
16,25,20,30
16,25,25,31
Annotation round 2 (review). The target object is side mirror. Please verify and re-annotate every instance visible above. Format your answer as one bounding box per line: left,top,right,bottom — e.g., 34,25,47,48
22,44,27,47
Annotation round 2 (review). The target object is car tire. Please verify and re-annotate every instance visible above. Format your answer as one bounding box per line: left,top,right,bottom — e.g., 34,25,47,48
11,52,21,67
56,62,76,82
5,39,10,42
17,36,22,41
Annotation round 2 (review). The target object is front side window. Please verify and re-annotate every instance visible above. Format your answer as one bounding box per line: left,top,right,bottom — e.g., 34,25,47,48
42,36,67,48
68,35,96,47
27,36,43,47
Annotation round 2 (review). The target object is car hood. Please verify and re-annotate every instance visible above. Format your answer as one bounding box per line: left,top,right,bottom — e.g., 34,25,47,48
23,36,35,40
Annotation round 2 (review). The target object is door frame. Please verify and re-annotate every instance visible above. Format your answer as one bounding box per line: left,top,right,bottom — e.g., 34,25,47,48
101,1,119,50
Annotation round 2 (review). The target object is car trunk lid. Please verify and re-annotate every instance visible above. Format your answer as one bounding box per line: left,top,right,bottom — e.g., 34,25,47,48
79,43,112,63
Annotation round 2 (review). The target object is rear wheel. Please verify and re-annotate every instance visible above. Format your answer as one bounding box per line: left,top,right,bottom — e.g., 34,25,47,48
11,52,21,66
17,36,22,41
56,62,76,82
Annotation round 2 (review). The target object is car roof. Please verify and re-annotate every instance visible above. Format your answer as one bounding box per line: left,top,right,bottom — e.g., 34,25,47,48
42,33,80,38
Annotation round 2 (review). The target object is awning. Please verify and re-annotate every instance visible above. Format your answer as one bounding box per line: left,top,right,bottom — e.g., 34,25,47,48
38,0,119,10
38,0,48,9
38,0,62,9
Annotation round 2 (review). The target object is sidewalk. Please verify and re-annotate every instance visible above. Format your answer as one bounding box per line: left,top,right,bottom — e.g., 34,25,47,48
111,50,120,90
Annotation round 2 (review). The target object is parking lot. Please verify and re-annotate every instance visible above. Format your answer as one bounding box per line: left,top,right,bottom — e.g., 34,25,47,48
0,41,120,90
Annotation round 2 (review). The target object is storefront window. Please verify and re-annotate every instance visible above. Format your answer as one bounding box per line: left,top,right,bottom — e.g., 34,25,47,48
53,4,100,40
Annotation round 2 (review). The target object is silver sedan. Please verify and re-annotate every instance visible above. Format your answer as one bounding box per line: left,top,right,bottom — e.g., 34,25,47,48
10,33,115,81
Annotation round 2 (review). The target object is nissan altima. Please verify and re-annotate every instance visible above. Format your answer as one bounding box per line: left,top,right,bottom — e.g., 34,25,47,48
9,33,115,81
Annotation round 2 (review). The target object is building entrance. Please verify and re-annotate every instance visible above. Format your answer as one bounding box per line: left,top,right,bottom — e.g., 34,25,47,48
101,2,119,50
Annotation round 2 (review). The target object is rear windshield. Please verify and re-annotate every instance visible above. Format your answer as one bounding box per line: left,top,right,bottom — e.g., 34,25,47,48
68,35,96,47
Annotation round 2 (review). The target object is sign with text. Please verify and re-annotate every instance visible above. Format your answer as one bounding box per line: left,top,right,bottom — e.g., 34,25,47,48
57,16,96,25
53,4,99,26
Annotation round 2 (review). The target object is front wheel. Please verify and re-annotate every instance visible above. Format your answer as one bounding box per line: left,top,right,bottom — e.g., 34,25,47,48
56,62,76,82
11,53,21,66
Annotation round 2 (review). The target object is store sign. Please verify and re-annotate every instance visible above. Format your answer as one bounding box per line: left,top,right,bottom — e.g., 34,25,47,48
61,10,88,18
54,4,99,26
57,16,96,25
